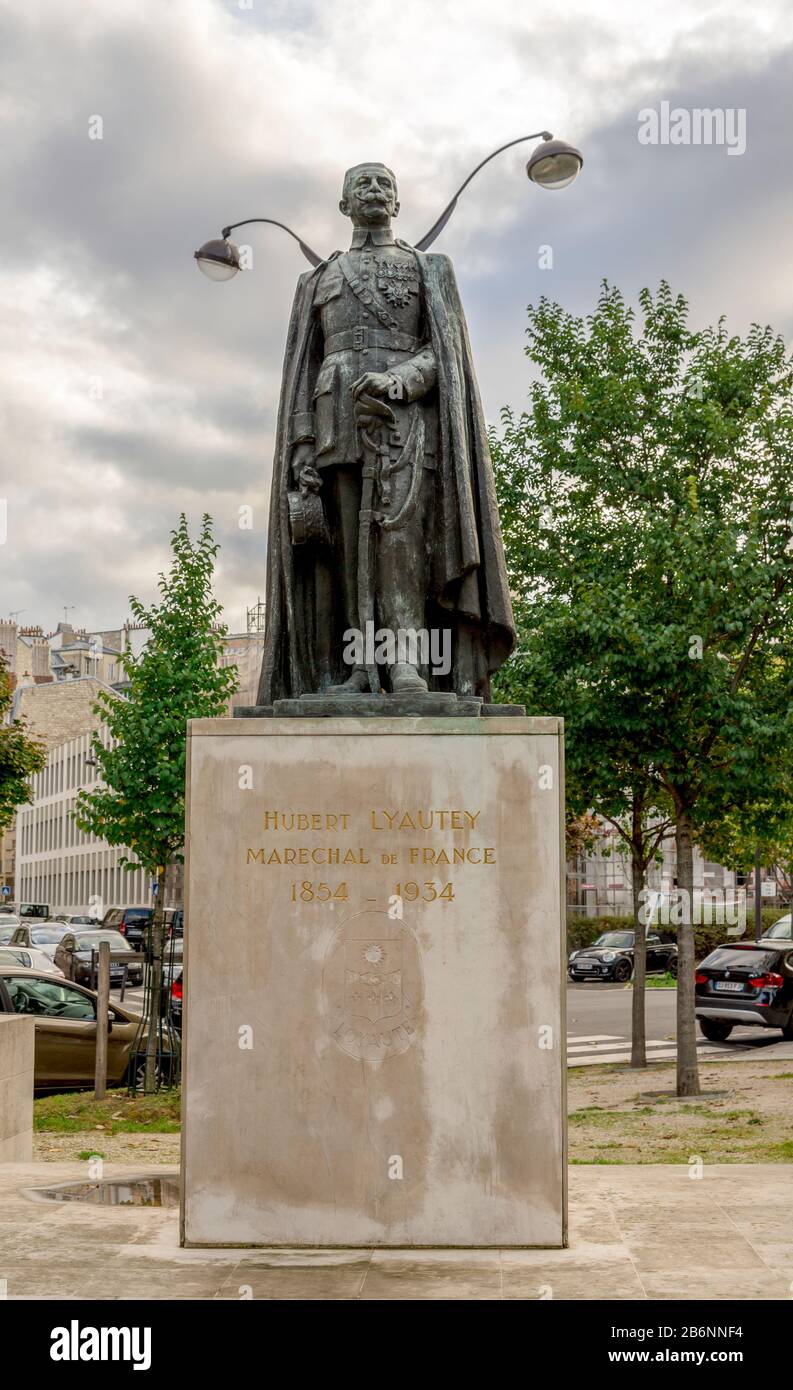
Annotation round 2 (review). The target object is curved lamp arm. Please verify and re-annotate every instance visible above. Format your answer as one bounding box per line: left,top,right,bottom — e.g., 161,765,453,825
221,217,323,268
414,130,553,251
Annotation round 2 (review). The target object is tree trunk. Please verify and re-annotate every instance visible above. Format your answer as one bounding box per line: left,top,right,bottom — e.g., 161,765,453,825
675,806,700,1096
754,846,763,944
630,834,647,1069
143,863,167,1093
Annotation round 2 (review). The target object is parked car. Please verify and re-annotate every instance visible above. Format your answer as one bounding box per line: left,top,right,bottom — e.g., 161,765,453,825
101,906,181,949
8,924,70,959
17,902,50,922
53,914,100,927
162,937,183,976
0,966,173,1090
0,947,65,977
0,921,21,944
169,970,183,1032
762,914,793,942
696,940,793,1042
568,930,678,983
101,907,153,950
54,929,144,987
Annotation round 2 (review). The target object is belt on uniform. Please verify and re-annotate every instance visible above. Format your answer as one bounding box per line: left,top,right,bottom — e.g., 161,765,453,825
324,326,423,355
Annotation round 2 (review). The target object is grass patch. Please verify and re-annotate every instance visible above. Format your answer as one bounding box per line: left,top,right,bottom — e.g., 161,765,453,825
768,1140,793,1159
34,1088,181,1134
569,1109,627,1128
568,1058,793,1163
645,973,678,989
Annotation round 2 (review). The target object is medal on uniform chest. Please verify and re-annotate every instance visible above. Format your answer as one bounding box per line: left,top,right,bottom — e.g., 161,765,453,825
376,256,419,307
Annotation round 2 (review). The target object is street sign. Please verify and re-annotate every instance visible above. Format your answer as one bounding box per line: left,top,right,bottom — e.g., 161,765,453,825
1,886,10,896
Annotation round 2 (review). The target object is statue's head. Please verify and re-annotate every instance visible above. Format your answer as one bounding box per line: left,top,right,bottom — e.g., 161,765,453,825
340,162,399,228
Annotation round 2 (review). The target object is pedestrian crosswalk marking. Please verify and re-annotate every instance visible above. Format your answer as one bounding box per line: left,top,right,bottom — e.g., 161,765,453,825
567,1034,622,1045
566,1034,739,1066
567,1037,675,1054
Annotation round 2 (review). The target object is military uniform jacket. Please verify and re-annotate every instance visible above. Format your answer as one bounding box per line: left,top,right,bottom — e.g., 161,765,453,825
289,230,437,469
258,240,517,704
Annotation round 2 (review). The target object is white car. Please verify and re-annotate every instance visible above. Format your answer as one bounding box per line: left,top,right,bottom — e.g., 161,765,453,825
0,946,65,978
0,916,21,943
762,914,793,941
8,924,70,960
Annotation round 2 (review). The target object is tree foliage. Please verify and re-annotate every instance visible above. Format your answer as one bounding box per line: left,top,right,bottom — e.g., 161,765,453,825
75,514,237,871
493,281,793,1094
0,657,47,835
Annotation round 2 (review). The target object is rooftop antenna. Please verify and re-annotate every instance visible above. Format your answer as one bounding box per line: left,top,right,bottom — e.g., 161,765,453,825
246,597,266,634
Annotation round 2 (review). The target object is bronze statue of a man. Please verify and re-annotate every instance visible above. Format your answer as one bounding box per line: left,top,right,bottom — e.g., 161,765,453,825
258,161,515,704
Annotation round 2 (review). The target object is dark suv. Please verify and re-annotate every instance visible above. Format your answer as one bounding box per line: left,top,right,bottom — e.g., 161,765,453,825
696,940,793,1042
101,907,152,951
101,906,181,952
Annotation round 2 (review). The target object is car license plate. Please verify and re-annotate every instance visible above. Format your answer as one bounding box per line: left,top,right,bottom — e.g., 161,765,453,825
715,980,744,992
578,963,595,969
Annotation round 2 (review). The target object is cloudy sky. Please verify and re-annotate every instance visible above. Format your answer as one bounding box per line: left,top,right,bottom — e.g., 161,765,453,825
2,0,793,634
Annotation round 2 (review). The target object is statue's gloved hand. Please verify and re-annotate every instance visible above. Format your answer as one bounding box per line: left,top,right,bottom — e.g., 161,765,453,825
291,443,322,493
352,371,395,401
297,464,322,493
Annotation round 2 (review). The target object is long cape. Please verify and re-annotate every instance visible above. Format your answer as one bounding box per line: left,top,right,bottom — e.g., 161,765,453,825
257,246,516,703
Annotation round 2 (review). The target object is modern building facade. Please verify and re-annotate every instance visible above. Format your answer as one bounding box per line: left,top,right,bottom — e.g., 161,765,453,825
566,822,780,917
14,728,151,917
4,611,263,911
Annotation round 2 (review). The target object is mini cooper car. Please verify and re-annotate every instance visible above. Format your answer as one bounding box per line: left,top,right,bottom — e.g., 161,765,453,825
696,940,793,1042
568,930,678,983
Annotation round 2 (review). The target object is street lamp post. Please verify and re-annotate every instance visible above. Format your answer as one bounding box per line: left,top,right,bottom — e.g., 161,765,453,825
194,132,582,277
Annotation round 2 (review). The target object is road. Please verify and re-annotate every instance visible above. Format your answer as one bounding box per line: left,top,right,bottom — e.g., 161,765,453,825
567,981,793,1065
112,981,146,1012
113,979,793,1068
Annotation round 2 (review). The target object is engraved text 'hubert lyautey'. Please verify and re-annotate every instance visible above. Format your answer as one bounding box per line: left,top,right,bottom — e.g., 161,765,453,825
260,808,481,831
245,806,496,875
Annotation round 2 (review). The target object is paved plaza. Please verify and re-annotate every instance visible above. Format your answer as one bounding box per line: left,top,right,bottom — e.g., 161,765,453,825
1,1162,791,1300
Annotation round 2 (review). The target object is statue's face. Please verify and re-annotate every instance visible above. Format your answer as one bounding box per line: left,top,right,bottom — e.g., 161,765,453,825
340,165,399,228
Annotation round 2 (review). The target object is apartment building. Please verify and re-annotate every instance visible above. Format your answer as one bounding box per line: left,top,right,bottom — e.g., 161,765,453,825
14,729,151,917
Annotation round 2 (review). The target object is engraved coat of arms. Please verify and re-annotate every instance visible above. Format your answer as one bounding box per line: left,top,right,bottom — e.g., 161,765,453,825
322,913,423,1062
344,940,403,1024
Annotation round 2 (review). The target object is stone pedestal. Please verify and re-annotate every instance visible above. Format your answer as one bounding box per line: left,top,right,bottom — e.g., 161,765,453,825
0,1015,35,1161
181,716,566,1247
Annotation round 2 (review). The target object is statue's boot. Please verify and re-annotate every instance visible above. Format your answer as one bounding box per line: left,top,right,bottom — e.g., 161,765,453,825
389,662,428,694
325,667,371,695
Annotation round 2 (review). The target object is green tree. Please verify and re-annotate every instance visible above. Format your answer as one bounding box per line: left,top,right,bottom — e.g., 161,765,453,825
75,515,237,1090
0,656,47,839
493,282,793,1095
